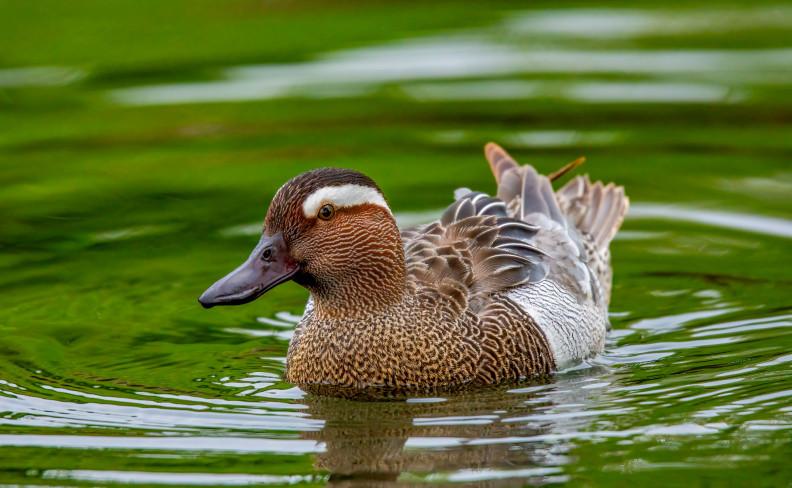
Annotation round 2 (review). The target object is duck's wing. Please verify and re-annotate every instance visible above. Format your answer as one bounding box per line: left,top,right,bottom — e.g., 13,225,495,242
485,142,566,223
484,142,628,306
402,191,548,314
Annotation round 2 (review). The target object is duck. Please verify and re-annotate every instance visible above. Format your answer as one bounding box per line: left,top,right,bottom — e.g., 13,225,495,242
199,143,629,398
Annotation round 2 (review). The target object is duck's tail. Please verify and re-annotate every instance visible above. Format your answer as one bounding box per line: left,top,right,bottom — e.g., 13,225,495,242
556,175,629,251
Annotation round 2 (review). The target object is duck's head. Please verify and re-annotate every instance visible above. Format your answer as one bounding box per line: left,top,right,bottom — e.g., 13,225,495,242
199,167,406,318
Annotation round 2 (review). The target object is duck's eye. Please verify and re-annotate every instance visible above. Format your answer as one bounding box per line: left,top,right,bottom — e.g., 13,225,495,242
317,204,335,221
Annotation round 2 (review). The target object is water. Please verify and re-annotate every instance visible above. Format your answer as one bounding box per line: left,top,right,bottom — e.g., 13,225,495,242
1,2,791,486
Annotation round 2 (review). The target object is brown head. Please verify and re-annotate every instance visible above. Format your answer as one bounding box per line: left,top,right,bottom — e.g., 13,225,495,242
199,167,407,319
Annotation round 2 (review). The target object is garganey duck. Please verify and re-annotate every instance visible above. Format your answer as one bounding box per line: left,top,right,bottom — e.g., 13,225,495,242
199,143,629,398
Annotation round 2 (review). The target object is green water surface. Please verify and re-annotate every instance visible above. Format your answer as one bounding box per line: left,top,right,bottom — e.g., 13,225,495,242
1,1,791,486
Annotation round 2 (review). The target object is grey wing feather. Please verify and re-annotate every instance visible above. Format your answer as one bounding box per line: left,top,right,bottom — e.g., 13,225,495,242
485,143,628,306
484,142,519,184
402,143,628,314
557,175,629,249
403,190,548,314
497,163,566,225
555,175,629,303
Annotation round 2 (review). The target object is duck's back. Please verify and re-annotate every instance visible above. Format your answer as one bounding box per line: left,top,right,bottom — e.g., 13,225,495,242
403,143,629,372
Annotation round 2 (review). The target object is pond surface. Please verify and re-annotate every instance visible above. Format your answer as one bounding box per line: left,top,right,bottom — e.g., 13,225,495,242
1,1,791,486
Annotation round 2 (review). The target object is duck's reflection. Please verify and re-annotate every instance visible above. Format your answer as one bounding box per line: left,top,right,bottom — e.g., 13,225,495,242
296,376,601,487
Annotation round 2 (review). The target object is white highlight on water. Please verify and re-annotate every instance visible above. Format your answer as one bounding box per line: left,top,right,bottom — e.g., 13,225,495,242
106,6,792,107
629,203,792,239
0,66,86,87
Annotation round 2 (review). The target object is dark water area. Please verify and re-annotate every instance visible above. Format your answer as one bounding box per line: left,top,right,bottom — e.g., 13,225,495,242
1,1,791,486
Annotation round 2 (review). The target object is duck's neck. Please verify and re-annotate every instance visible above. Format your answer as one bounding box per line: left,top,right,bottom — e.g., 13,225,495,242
298,218,407,320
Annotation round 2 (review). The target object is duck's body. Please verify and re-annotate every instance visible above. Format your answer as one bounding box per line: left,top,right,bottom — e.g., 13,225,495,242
200,144,628,398
287,282,554,396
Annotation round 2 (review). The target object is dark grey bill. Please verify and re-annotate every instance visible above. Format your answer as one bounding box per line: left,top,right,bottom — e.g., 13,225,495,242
199,232,298,308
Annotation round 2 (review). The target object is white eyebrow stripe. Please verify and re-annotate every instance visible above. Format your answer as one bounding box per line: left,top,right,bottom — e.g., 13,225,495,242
302,184,391,218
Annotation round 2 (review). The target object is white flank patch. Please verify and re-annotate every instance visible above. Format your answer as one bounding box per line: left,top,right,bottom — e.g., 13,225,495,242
302,184,390,218
505,280,608,370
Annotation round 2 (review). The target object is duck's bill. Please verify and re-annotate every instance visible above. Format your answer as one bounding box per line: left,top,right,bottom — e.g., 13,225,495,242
198,232,299,309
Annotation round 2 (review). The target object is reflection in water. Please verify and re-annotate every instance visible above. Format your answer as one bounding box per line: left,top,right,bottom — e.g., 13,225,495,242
300,381,574,486
107,7,792,106
0,66,86,87
42,470,316,486
401,80,744,103
109,40,786,105
295,357,731,486
506,6,792,38
431,129,621,148
629,204,792,239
